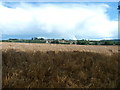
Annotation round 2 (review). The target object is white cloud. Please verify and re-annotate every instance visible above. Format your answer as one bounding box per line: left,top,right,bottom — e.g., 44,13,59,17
0,2,118,40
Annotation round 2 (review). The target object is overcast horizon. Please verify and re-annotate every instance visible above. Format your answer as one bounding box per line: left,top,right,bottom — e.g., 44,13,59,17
0,2,118,40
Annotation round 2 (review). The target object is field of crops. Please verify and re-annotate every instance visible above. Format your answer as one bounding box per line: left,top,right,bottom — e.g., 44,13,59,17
1,42,119,55
1,42,120,88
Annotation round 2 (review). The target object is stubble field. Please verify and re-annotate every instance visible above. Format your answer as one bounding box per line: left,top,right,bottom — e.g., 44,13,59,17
1,42,120,88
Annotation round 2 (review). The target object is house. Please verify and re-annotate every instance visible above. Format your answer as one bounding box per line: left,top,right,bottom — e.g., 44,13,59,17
58,40,65,43
70,40,77,45
46,39,54,44
89,42,95,45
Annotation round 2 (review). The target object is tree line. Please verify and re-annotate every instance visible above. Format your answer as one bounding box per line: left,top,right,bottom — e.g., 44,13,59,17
1,37,120,45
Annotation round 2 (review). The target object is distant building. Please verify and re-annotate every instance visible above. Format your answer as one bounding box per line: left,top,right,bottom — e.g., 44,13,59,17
70,40,77,45
46,39,54,44
46,40,49,43
58,40,65,43
89,42,95,45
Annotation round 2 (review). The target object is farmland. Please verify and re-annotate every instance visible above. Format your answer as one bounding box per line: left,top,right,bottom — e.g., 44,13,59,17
1,42,120,88
1,42,119,55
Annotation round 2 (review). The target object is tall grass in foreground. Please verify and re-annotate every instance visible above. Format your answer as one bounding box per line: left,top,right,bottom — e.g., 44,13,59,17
2,49,120,88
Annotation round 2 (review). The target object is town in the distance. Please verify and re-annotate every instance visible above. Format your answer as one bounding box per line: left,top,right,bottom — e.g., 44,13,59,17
1,37,120,45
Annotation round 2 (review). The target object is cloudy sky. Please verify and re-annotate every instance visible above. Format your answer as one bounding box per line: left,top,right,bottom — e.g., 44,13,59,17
0,2,118,40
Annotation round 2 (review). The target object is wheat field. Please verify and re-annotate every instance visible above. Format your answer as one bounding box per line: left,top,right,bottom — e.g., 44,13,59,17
1,42,119,55
1,42,119,88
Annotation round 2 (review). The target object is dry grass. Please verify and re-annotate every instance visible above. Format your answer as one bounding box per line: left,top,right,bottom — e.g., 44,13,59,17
2,43,119,88
1,42,119,55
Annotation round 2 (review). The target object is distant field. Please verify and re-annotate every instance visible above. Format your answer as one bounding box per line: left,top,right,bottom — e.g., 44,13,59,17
1,42,119,55
1,42,119,88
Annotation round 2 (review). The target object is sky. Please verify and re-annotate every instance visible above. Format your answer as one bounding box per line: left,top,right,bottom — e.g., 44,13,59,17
0,2,118,40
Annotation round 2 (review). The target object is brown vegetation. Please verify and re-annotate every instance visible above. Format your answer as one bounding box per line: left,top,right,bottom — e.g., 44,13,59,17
2,47,119,88
1,42,119,55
